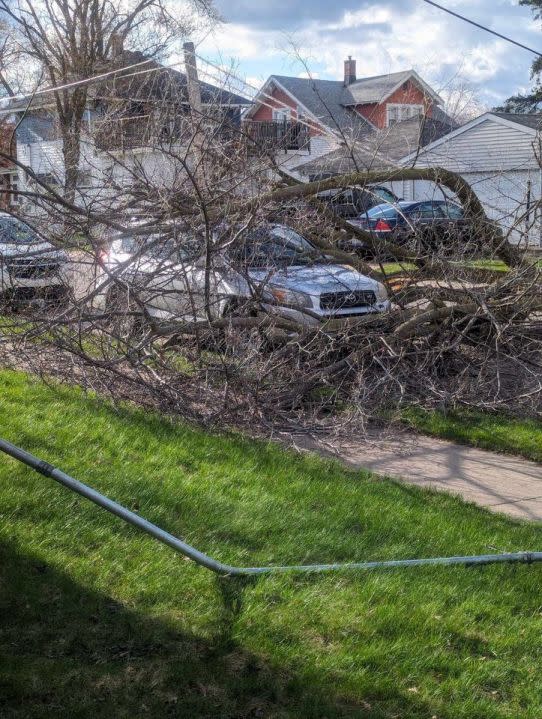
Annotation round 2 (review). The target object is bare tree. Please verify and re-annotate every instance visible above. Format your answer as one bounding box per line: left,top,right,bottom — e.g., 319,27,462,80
0,54,540,439
0,0,218,200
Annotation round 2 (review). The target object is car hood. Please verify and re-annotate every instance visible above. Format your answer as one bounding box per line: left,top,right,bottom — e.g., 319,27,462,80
249,263,378,295
0,241,67,261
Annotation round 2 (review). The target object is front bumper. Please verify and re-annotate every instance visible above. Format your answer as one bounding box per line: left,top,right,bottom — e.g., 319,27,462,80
263,300,391,327
1,279,67,306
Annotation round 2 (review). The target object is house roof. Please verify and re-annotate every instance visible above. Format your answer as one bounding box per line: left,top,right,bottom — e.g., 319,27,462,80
2,51,251,117
293,115,456,177
94,50,251,107
493,112,542,130
16,114,57,144
400,111,542,165
341,69,442,106
265,75,373,138
292,145,392,177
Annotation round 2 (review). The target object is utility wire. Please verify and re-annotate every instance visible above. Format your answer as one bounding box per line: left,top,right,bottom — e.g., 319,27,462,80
0,57,156,105
422,0,542,56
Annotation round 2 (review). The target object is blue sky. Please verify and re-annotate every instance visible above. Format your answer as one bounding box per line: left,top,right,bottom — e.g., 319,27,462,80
195,0,541,113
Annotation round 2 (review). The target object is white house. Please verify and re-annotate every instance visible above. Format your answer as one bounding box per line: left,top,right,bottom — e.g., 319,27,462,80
400,112,542,247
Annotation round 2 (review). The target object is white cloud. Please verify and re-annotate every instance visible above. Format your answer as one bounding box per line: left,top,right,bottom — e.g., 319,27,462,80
197,1,538,105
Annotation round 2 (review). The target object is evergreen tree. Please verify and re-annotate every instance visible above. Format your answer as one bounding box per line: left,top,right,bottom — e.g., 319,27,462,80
495,0,542,113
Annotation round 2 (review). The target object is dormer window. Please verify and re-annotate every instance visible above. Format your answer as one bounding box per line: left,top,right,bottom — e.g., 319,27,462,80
387,103,424,127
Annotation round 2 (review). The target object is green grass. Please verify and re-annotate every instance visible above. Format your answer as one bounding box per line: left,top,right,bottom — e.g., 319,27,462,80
400,407,542,463
3,371,542,717
370,261,418,276
457,259,510,272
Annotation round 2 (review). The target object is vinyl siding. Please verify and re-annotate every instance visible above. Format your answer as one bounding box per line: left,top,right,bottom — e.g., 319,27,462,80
405,117,542,245
411,118,539,172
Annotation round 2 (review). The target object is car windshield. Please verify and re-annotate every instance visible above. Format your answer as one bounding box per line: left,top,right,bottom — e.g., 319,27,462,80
0,218,37,244
232,225,323,268
118,234,201,262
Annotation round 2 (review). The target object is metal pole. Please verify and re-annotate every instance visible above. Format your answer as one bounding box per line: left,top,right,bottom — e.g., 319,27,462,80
2,436,542,577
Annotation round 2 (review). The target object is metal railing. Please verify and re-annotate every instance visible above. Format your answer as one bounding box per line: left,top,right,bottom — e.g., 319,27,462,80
1,436,541,577
243,120,311,153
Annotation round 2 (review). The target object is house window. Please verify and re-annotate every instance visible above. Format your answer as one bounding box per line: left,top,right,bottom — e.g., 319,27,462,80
272,108,291,122
386,104,424,127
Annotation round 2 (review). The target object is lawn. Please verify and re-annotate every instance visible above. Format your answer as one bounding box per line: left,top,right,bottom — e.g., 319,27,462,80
399,407,542,463
3,371,542,717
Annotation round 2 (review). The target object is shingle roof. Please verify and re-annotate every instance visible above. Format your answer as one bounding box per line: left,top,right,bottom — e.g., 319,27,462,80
99,50,252,107
372,115,457,162
16,115,57,144
341,70,412,105
270,75,373,138
4,51,251,116
293,116,456,177
494,112,542,130
293,145,392,178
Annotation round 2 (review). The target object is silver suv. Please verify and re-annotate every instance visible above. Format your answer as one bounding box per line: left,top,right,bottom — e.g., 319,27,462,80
0,214,68,308
97,223,390,326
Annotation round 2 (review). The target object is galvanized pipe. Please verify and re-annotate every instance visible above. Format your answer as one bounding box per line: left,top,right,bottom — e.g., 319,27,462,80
2,436,542,576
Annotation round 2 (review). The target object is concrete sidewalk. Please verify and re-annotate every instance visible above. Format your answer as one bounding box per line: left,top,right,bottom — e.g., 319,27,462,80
290,429,542,521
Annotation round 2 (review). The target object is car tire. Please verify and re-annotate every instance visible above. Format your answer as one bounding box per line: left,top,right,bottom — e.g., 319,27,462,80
105,284,145,341
221,297,266,354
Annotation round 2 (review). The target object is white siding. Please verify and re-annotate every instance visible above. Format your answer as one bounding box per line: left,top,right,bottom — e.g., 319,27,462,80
413,118,540,172
461,170,541,246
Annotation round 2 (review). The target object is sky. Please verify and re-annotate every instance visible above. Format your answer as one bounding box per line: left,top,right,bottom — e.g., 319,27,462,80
194,0,542,112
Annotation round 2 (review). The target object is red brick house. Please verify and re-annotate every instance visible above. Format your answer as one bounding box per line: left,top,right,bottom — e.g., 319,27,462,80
243,58,454,174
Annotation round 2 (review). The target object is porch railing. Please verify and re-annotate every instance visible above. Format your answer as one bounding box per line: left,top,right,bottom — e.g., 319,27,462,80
243,119,311,153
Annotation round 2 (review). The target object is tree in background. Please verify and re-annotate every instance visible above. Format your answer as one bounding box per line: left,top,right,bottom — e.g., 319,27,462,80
496,0,542,113
0,0,218,201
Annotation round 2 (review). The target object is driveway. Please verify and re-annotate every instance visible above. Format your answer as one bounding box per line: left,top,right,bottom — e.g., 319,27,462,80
289,428,542,521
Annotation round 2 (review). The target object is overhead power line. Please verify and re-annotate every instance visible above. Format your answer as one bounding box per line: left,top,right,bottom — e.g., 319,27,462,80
0,57,157,106
422,0,542,56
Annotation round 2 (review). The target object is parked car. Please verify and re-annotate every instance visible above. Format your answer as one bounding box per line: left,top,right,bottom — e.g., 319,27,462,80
96,223,390,328
0,213,68,308
350,199,485,255
317,185,400,220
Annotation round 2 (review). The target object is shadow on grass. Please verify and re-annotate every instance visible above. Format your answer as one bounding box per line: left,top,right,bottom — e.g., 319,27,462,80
0,539,442,719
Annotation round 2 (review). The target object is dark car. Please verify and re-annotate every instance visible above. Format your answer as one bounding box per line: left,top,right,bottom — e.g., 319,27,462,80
317,185,400,220
351,199,485,256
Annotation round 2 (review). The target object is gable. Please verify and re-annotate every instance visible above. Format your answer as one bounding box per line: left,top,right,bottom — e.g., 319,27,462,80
404,117,540,172
343,70,442,107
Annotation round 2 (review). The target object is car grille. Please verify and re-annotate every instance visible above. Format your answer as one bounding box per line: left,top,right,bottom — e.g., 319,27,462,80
7,259,60,279
320,290,376,311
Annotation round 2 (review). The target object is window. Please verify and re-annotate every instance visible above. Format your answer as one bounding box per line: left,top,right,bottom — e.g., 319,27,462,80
272,108,291,122
386,104,424,127
373,187,397,204
443,203,464,219
409,202,444,219
230,225,321,268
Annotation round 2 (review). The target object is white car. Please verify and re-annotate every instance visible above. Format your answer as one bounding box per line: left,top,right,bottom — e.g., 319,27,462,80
0,213,68,308
96,223,390,327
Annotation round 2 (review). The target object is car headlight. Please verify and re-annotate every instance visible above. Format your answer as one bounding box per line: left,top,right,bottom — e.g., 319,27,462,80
268,287,313,308
374,282,388,302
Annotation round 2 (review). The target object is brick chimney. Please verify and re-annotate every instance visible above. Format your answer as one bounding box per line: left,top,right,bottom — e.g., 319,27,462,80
344,56,356,86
